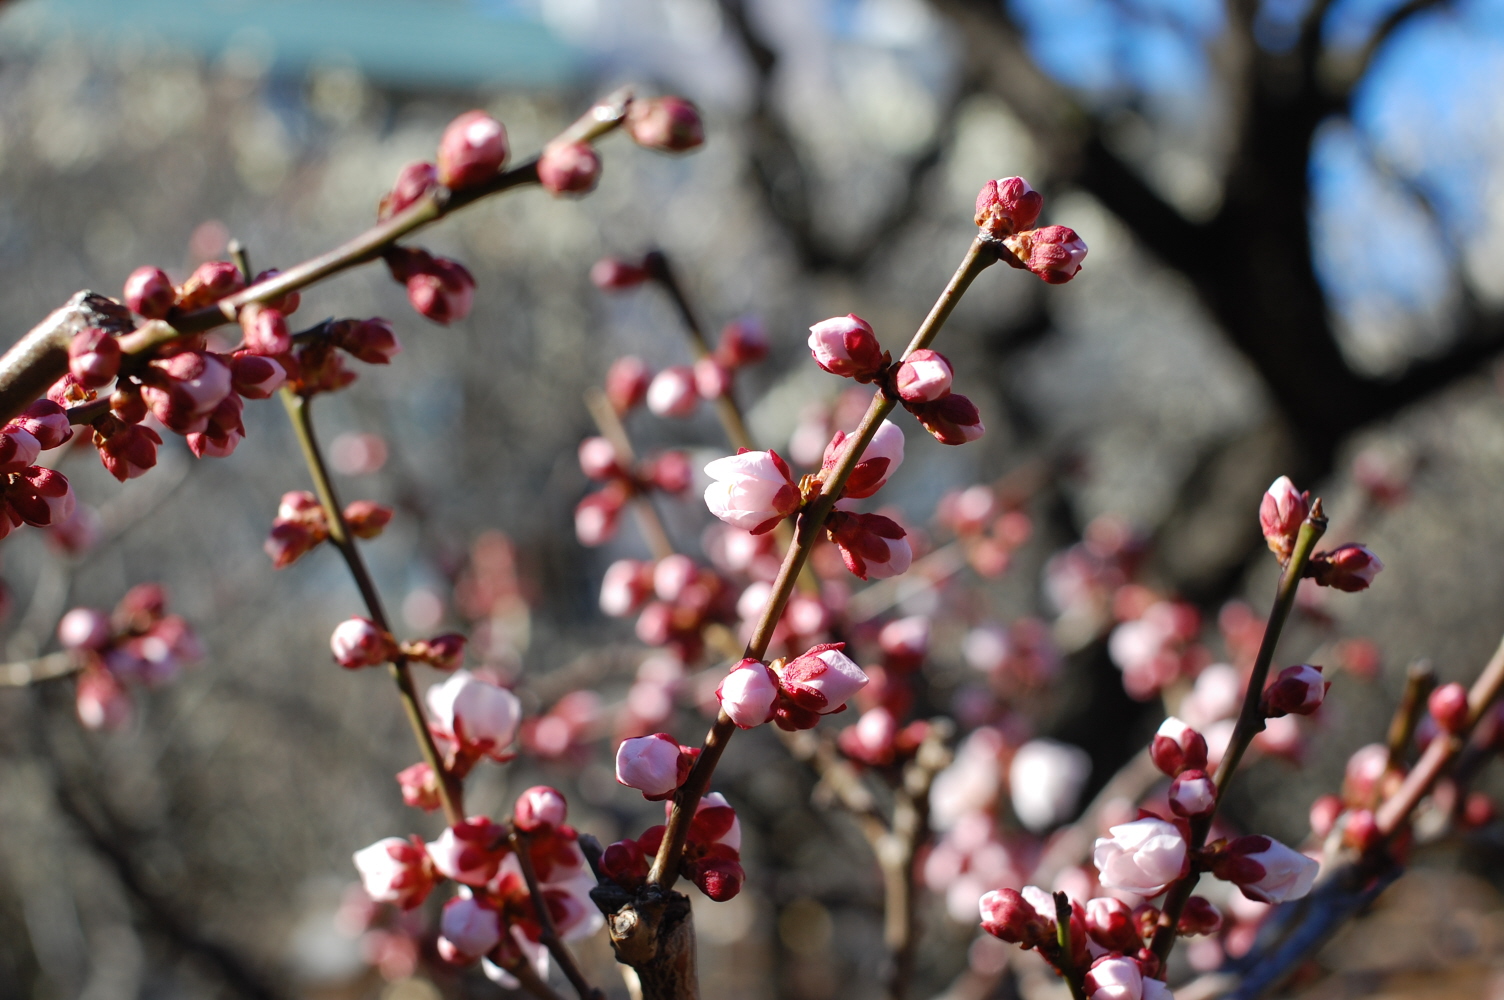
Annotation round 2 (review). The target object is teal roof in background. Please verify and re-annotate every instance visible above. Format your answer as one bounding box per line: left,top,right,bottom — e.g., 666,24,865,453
0,0,584,89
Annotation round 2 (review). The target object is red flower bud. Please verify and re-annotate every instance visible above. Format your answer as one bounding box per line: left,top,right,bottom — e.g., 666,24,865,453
336,318,403,365
1084,896,1141,953
123,266,175,318
16,400,72,451
437,111,509,190
9,466,75,527
1150,717,1208,777
1003,225,1088,284
537,140,601,195
379,161,439,221
716,319,768,368
979,888,1050,946
626,96,704,152
807,314,885,381
0,426,40,473
403,633,466,671
407,258,476,325
343,500,393,539
175,260,246,310
230,353,287,399
250,269,301,315
1309,544,1383,592
1261,664,1328,718
974,177,1043,239
910,392,984,445
239,303,290,356
68,328,121,388
605,355,652,411
647,450,692,493
93,418,162,481
591,258,651,291
186,394,245,458
1429,682,1469,734
894,348,953,404
1259,476,1309,564
1178,896,1222,936
578,437,624,480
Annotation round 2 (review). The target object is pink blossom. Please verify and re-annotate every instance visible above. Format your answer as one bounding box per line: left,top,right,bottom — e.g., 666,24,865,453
1150,716,1208,776
1085,896,1141,953
911,392,985,445
605,355,652,410
1085,955,1171,1000
1092,818,1188,896
646,365,699,417
600,559,653,617
58,608,111,651
776,643,869,716
1261,664,1328,718
10,467,75,527
0,426,40,473
825,510,912,580
1004,225,1089,284
16,400,73,450
974,177,1043,238
703,449,800,534
437,894,502,963
426,817,508,885
1210,835,1319,904
807,314,885,380
979,888,1050,946
1009,738,1091,832
1309,544,1383,592
437,111,509,190
537,140,601,195
353,837,436,909
426,670,522,760
68,328,121,388
616,733,696,799
514,786,568,831
717,658,779,728
577,436,623,480
895,349,954,403
1259,476,1308,563
330,617,394,669
123,266,175,318
1169,769,1216,817
822,420,904,499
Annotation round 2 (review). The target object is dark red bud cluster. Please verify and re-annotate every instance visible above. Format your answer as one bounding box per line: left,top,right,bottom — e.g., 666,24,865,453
62,584,201,731
384,247,476,325
264,490,394,568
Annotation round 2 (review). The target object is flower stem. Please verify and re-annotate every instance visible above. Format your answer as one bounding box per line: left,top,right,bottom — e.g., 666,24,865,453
1149,501,1327,964
645,236,998,890
583,388,675,561
279,389,464,827
509,828,605,1000
1054,891,1088,1000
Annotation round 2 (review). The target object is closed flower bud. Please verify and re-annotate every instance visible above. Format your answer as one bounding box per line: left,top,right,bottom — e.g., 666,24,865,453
230,353,287,399
175,260,246,310
1085,896,1142,953
825,510,912,580
823,420,904,500
979,887,1050,946
248,270,300,315
403,633,466,671
703,449,800,534
716,658,779,728
427,816,508,885
514,785,568,831
1010,738,1092,832
1309,793,1343,838
343,500,393,539
647,450,692,493
1342,809,1381,852
879,615,929,666
653,554,699,603
776,643,869,716
591,258,652,291
1429,682,1469,734
578,436,623,480
265,521,319,568
807,314,886,380
437,110,509,190
17,400,73,451
437,895,502,963
1003,225,1089,284
93,420,161,482
1092,818,1189,896
239,303,290,356
895,348,954,403
716,319,768,368
838,706,899,765
693,357,732,399
605,355,652,411
379,161,439,220
0,426,41,473
186,394,245,458
1209,835,1319,903
974,177,1044,238
145,350,233,423
574,485,625,546
911,392,985,445
1085,955,1170,1000
537,140,601,195
58,607,112,651
10,467,75,527
1151,717,1208,776
397,762,442,812
1168,769,1216,817
600,559,653,618
1178,896,1222,936
68,328,121,388
625,96,704,152
1309,544,1383,592
1259,476,1309,563
426,670,522,760
692,855,745,901
336,318,403,364
407,257,476,325
1261,664,1328,718
353,837,436,910
330,616,395,669
646,366,699,417
124,266,175,318
616,733,697,800
76,668,132,731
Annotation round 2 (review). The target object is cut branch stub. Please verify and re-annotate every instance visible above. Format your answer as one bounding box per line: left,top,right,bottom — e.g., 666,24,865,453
0,291,134,424
592,884,698,1000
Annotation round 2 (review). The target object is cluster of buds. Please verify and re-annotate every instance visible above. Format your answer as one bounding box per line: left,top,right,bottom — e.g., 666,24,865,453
601,792,743,901
383,247,477,326
61,584,203,730
353,787,600,978
574,436,692,546
590,318,767,423
1260,477,1384,591
0,400,75,539
806,314,984,446
1107,599,1207,701
715,642,870,731
264,490,393,567
283,317,403,397
599,554,735,663
974,177,1089,285
329,617,465,672
936,483,1034,577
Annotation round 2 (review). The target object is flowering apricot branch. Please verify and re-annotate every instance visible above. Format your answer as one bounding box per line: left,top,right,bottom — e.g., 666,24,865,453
509,827,607,1000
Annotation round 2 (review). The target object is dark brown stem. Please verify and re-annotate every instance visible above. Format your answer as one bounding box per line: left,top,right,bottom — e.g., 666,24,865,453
0,89,636,419
645,236,997,890
1149,502,1327,964
1384,660,1436,778
279,389,464,826
583,388,675,561
509,828,605,1000
506,954,572,1000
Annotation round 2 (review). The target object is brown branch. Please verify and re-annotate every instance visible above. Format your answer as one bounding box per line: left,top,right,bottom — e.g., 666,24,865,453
0,293,134,423
509,828,605,1000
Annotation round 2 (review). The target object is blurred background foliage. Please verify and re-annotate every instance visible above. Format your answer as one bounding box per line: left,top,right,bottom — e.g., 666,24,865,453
2,0,1504,998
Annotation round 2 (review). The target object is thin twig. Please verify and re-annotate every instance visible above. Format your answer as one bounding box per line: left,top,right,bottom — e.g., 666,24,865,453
583,388,675,562
0,651,80,686
509,828,606,1000
1383,660,1435,779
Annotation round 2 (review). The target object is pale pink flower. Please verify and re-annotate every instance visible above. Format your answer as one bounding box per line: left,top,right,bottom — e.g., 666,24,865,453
426,817,507,885
895,349,954,403
807,314,885,380
716,658,779,728
1259,476,1308,563
513,786,568,831
437,894,502,962
776,643,869,716
615,733,694,799
1009,738,1091,832
1212,835,1319,904
426,670,522,760
1150,716,1208,776
703,450,800,534
821,420,905,499
353,837,436,909
1092,818,1188,896
646,366,698,417
329,617,393,669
